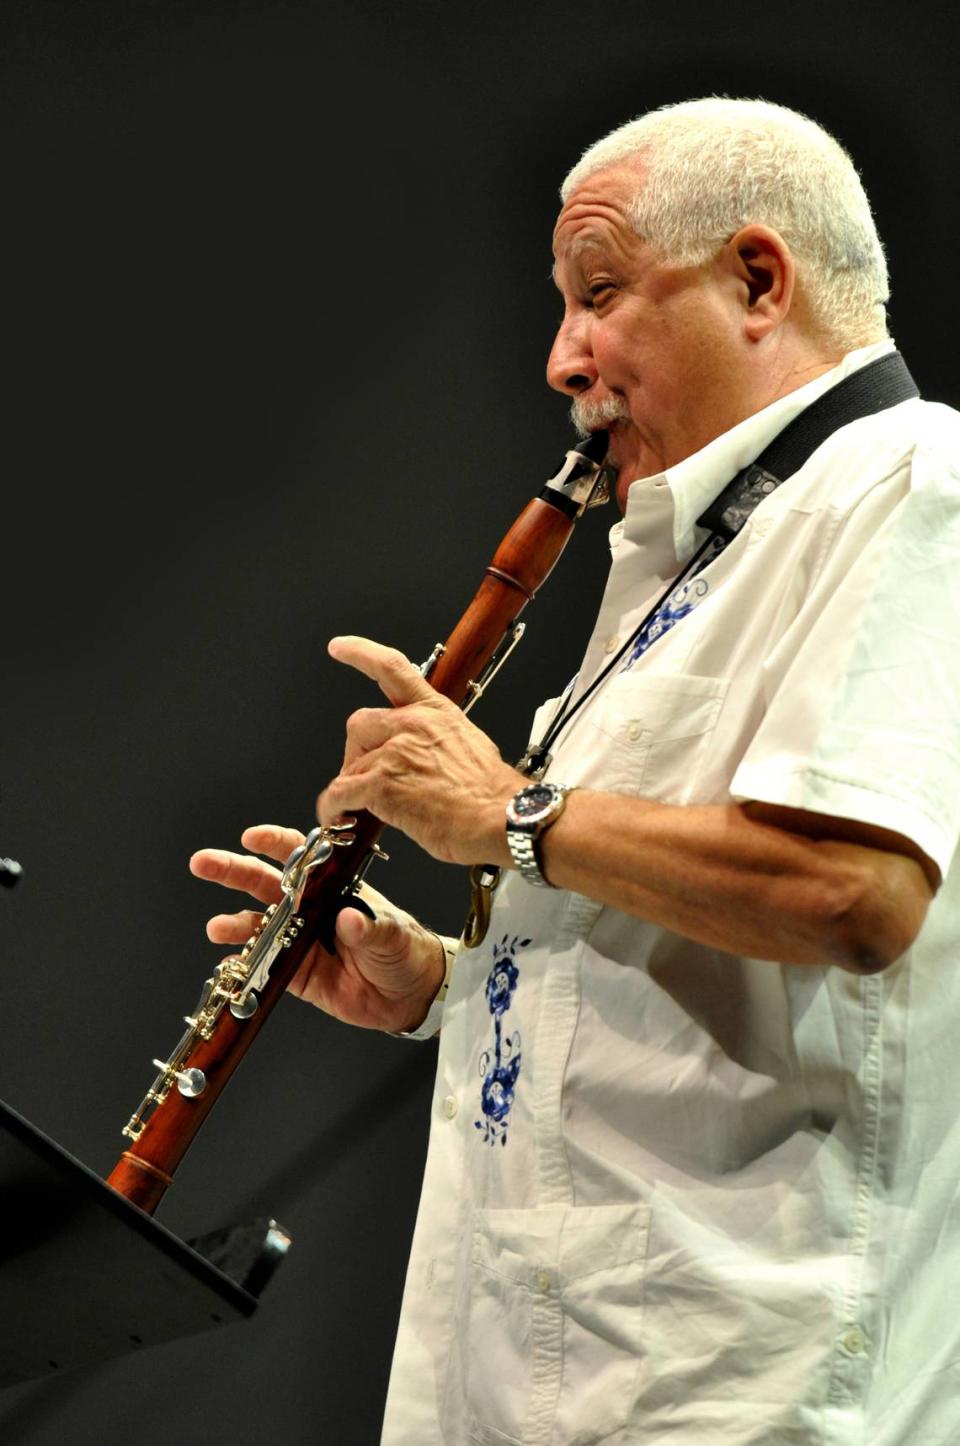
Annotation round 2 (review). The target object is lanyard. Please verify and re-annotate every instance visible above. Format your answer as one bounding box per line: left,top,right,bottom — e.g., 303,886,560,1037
516,531,725,778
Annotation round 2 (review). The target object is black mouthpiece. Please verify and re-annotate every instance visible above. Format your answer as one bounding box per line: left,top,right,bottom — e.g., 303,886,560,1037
575,430,609,463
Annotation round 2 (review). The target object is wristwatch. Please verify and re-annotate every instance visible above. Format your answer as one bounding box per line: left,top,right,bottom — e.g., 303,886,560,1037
505,782,573,887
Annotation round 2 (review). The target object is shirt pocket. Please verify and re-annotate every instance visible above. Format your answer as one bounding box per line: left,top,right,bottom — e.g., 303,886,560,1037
586,672,730,803
632,1182,843,1438
465,1202,650,1446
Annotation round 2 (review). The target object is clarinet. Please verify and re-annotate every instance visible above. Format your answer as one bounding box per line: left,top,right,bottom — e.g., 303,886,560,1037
107,433,610,1214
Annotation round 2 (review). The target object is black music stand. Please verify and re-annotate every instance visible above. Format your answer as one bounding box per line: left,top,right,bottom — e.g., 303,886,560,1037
0,1098,291,1389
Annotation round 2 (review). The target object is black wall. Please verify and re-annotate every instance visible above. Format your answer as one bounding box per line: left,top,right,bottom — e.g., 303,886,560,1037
1,2,957,1442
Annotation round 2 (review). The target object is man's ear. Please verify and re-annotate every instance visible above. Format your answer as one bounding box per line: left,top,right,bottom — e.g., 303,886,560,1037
723,224,796,341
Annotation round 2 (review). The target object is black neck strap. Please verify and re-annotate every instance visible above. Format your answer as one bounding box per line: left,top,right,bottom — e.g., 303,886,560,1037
697,349,919,541
519,350,920,779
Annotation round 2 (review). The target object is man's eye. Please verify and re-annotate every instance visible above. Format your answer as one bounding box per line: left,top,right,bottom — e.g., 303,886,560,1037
586,282,615,306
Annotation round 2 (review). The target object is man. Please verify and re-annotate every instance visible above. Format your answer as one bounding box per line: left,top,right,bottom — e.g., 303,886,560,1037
193,99,960,1442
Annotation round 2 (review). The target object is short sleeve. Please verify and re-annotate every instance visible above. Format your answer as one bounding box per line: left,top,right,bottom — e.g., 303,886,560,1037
731,443,960,879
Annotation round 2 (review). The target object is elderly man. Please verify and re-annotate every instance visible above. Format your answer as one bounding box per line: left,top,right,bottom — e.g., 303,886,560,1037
194,99,960,1443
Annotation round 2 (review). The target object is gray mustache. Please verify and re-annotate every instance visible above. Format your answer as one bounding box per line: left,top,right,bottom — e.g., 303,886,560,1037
571,398,631,437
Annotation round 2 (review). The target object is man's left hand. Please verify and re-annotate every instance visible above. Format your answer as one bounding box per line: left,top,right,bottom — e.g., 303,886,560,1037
318,635,523,866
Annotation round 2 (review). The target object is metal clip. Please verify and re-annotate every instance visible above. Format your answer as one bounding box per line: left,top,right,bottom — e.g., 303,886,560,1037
586,466,613,509
514,746,552,781
462,864,501,949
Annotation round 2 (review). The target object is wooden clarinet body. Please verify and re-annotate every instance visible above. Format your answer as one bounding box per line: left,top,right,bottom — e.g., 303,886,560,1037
107,434,609,1214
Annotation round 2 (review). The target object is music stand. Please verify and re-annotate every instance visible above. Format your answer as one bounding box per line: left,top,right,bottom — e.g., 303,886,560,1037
0,1098,290,1389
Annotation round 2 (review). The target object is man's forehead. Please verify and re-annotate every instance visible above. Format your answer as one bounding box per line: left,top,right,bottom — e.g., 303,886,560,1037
551,162,646,256
551,164,648,284
553,234,608,267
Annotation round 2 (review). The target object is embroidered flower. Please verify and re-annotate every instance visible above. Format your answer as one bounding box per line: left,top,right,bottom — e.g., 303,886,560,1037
622,574,712,669
475,934,529,1147
479,1052,521,1125
485,957,519,1017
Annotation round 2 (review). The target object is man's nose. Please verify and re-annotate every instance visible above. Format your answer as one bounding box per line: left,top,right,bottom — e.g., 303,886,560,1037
546,314,598,395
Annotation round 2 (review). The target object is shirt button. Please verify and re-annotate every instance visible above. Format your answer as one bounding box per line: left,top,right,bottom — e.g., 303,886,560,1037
840,1326,866,1355
627,720,643,741
441,1095,457,1119
603,635,619,654
535,1269,551,1292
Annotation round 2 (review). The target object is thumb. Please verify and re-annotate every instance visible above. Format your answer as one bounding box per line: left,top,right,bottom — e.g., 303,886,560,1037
335,903,408,957
335,905,377,950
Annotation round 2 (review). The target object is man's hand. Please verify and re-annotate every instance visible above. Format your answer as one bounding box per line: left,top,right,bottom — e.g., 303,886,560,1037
189,824,447,1035
317,636,524,866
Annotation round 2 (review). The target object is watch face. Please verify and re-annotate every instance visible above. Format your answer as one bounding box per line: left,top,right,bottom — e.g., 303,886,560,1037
512,784,557,822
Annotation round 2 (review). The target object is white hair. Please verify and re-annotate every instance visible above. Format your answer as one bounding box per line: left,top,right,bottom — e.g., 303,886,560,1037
561,97,889,351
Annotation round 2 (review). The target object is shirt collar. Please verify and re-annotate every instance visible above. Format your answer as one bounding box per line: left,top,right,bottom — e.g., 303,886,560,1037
620,340,896,563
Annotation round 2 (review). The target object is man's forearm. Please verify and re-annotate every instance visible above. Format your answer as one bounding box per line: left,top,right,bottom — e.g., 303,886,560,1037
531,790,931,973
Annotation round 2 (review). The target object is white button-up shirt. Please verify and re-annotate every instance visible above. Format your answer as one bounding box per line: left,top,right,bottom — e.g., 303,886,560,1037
382,343,960,1445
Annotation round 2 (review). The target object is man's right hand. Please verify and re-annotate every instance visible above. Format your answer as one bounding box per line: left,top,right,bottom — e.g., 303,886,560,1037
189,824,447,1035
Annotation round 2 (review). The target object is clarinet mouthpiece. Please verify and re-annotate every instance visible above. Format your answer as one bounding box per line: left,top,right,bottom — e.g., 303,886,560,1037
574,429,609,463
542,431,612,513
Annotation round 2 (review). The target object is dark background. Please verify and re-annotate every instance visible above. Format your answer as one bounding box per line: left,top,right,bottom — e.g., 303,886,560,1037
0,2,956,1442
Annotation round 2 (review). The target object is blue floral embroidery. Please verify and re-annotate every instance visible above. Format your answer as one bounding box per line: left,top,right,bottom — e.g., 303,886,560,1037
475,934,529,1147
621,546,722,671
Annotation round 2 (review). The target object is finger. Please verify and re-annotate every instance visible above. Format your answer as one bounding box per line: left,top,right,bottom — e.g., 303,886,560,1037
328,636,437,708
206,909,264,945
189,848,284,904
342,704,435,771
342,706,395,771
317,773,371,828
239,824,306,865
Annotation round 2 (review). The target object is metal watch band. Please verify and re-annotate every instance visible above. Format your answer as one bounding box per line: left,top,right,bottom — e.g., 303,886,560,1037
508,828,553,888
506,783,572,888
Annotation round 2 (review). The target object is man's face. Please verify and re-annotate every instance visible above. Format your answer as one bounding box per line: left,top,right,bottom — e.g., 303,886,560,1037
549,164,750,510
